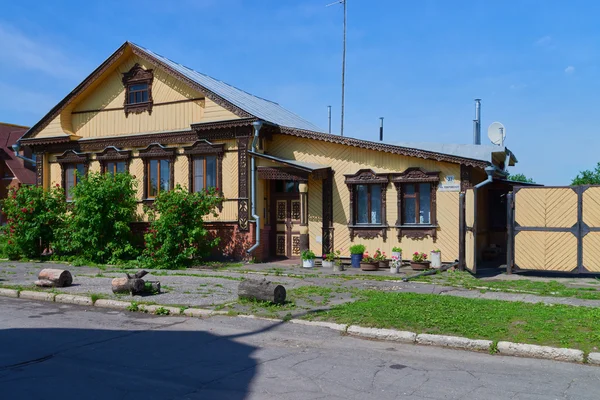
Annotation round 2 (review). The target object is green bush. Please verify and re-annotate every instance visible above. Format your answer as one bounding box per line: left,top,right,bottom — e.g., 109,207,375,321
55,172,138,264
141,185,223,269
349,244,366,255
1,185,66,259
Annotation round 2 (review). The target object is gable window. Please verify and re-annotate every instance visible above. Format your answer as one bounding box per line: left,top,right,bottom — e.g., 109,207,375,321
344,169,389,240
193,155,217,192
392,168,440,241
122,63,154,116
147,159,171,198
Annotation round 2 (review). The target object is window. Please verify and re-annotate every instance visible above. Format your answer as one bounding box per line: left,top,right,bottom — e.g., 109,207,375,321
402,183,431,224
65,164,86,200
127,83,149,105
193,155,217,192
147,159,171,198
355,184,382,224
105,161,127,175
275,180,299,193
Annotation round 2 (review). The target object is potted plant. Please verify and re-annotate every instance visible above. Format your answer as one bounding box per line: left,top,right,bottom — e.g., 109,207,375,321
430,249,442,269
301,249,316,268
374,249,388,269
390,255,402,274
360,252,379,271
410,252,430,271
349,244,366,268
322,249,340,268
392,246,402,261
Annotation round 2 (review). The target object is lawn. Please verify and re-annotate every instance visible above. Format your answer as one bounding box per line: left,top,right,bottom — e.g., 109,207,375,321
309,290,600,354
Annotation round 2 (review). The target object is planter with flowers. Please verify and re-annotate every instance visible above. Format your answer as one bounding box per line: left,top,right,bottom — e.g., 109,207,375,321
390,255,402,274
410,252,430,271
374,249,389,269
430,249,442,269
322,249,341,269
392,246,402,261
360,252,379,271
301,249,316,268
349,244,366,268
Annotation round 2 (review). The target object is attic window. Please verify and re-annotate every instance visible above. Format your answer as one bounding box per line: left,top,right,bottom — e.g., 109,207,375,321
122,63,154,116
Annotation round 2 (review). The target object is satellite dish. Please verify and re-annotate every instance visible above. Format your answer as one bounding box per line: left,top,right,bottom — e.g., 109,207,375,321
487,122,506,146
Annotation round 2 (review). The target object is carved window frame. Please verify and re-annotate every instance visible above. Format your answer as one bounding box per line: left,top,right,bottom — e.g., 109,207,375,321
122,63,154,117
95,147,131,175
391,167,440,241
56,150,89,201
182,141,224,194
138,144,176,201
344,169,389,240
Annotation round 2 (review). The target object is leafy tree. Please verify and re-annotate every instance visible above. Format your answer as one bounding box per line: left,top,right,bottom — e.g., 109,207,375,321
56,172,139,264
508,173,535,184
571,162,600,185
1,185,66,259
142,185,223,269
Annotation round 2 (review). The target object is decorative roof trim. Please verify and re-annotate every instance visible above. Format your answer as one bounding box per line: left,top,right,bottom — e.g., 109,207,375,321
95,146,132,161
279,126,490,169
190,118,257,131
390,167,440,183
138,143,177,158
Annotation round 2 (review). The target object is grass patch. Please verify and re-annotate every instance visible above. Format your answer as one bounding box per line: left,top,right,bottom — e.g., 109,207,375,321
310,290,600,353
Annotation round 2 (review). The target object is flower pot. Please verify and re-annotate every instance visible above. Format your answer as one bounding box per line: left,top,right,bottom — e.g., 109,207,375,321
350,253,363,268
360,262,378,271
410,261,431,271
302,259,315,268
390,265,400,274
322,260,334,268
392,251,402,260
430,251,442,268
333,263,344,272
378,260,389,269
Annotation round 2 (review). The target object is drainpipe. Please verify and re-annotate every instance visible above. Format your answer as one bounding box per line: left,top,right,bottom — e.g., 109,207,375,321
246,121,263,256
11,142,36,165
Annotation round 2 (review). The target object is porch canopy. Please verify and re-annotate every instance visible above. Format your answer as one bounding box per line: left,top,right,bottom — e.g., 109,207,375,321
249,151,331,181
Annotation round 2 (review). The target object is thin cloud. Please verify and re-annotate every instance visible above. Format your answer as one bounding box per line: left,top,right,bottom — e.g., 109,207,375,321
565,66,575,74
534,35,552,46
0,22,84,80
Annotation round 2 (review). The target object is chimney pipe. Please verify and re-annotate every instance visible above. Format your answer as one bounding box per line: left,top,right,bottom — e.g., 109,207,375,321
379,117,384,141
473,99,481,145
327,105,332,134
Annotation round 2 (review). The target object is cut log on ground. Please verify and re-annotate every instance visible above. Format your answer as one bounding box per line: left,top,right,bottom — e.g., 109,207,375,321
35,269,73,288
111,270,149,295
238,279,286,304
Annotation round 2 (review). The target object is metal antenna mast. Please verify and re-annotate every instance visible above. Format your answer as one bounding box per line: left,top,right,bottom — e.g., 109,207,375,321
327,0,346,136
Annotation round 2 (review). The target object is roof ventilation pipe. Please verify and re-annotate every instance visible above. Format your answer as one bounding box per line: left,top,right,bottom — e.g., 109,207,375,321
379,117,384,141
246,120,264,256
473,99,481,145
11,141,36,165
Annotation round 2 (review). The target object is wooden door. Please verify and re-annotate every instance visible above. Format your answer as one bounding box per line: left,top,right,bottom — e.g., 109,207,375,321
274,196,302,258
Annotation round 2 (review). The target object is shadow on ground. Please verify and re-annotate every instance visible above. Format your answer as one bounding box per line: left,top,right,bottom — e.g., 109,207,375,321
0,325,265,400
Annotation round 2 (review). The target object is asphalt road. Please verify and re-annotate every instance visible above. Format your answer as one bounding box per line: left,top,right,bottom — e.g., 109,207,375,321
0,297,598,400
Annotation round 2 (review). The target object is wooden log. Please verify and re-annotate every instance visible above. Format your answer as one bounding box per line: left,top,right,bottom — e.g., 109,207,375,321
238,279,286,304
36,269,73,287
111,276,145,295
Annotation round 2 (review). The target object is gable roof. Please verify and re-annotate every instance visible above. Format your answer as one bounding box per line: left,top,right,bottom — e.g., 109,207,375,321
0,123,36,184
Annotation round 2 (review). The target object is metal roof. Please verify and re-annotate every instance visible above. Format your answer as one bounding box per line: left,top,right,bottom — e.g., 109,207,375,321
248,151,330,172
130,43,325,133
388,141,517,166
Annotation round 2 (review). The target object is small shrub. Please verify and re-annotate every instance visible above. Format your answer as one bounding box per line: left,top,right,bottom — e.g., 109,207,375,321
127,302,140,312
301,249,315,260
154,306,170,315
349,244,366,255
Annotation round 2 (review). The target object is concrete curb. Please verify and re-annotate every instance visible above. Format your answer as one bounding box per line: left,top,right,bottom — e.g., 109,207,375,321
289,319,348,332
94,299,130,310
0,288,19,298
497,341,584,363
416,334,492,352
142,305,182,315
55,294,93,306
347,325,417,343
19,290,56,302
183,308,213,318
587,353,600,365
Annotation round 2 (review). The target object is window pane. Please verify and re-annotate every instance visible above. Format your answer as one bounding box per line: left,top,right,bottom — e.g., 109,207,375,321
194,157,204,192
75,164,85,184
106,162,114,175
128,93,135,104
206,156,216,188
405,184,415,195
130,84,147,91
419,183,431,224
149,160,158,197
285,181,299,193
356,185,369,224
404,198,416,223
160,160,170,192
370,185,381,224
135,92,142,103
142,91,148,102
66,165,75,199
116,162,126,173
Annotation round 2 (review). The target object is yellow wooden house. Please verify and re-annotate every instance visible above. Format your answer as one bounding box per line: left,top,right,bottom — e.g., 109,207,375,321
19,42,518,264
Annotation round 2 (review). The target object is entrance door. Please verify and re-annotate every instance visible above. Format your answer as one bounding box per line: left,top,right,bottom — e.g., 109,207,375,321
272,181,302,258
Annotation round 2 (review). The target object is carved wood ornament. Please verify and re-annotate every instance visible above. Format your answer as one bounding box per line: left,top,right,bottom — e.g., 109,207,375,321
56,150,89,193
122,63,154,116
96,147,131,173
344,169,389,241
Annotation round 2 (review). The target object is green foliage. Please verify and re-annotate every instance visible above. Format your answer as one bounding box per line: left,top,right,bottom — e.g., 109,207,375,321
392,246,402,252
142,185,223,269
1,185,66,259
301,249,315,260
154,306,170,315
56,172,138,264
507,172,536,184
572,162,600,185
127,301,140,312
349,244,366,255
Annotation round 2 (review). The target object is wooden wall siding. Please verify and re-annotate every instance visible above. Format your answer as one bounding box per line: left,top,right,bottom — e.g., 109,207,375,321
465,231,475,270
583,232,600,272
515,231,577,271
515,188,577,228
204,201,238,222
269,135,462,261
50,163,61,188
583,187,600,227
222,151,238,200
436,192,460,261
131,158,145,200
37,115,70,138
465,189,474,227
174,155,189,190
89,161,101,174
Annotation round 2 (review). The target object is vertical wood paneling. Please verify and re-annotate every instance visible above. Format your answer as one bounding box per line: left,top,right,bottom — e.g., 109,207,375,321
222,151,238,200
174,155,189,190
308,176,323,253
50,163,61,188
130,158,145,201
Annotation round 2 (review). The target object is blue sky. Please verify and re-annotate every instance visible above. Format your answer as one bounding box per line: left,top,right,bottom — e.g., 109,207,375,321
0,0,598,184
